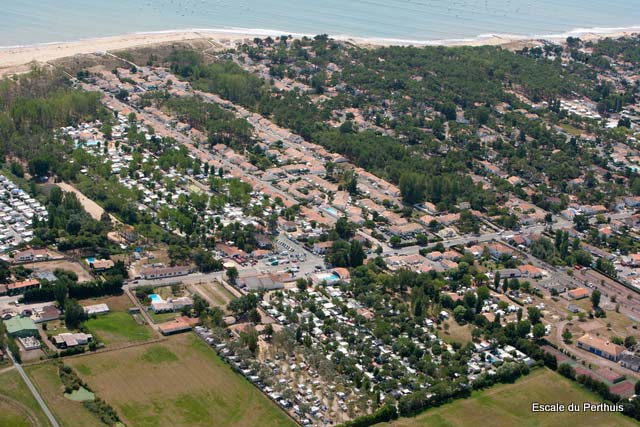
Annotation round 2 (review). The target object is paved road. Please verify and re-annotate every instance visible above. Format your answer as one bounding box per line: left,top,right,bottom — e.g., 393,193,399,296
8,351,59,427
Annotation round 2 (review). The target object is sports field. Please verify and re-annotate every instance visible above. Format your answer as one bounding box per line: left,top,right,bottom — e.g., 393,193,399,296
0,369,50,427
66,333,297,427
376,368,637,427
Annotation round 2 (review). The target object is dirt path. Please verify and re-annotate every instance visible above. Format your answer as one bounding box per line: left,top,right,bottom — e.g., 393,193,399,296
55,182,121,225
0,393,43,427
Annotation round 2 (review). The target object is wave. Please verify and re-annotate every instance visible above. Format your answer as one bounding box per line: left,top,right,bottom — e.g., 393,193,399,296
1,24,640,50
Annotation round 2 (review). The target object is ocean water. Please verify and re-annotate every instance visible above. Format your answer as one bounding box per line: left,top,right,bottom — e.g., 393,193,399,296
2,0,640,47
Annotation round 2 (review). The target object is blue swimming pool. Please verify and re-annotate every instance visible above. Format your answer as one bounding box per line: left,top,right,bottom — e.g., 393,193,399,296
324,206,338,216
85,257,96,263
149,294,162,303
315,272,341,285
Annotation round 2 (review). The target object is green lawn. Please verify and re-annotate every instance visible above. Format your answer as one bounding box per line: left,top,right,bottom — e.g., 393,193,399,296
0,369,50,427
149,311,177,324
378,368,638,427
85,311,152,345
67,333,297,427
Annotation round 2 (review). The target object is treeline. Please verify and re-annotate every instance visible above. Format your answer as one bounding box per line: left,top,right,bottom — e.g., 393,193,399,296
166,50,266,107
337,404,397,427
340,363,529,427
163,97,253,148
0,67,104,164
23,270,125,303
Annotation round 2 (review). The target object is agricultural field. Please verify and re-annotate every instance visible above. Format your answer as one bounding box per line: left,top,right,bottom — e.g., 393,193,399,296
82,295,154,345
0,369,50,427
66,333,297,427
25,363,103,427
377,368,637,427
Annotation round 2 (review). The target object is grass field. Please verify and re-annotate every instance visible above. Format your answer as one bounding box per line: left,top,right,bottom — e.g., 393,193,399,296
441,322,472,345
189,281,235,309
149,311,177,324
25,363,103,427
85,311,153,345
0,369,50,427
66,333,297,427
377,368,637,427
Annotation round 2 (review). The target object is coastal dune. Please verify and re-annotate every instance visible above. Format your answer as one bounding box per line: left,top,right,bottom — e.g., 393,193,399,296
1,27,639,77
0,31,248,75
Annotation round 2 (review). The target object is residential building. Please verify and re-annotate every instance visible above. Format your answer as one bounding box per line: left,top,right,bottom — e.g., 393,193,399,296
52,332,93,349
567,288,589,300
31,305,61,323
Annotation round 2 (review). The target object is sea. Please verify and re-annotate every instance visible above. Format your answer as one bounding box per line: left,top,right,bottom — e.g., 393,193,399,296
2,0,640,47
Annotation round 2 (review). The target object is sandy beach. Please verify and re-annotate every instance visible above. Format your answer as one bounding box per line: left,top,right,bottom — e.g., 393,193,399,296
1,27,638,77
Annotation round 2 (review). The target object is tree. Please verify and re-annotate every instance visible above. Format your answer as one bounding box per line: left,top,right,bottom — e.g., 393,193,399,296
591,290,601,308
527,307,542,324
240,325,259,355
532,323,546,340
399,172,425,204
562,329,573,344
52,280,69,307
115,89,129,101
227,293,259,316
64,299,87,329
573,215,589,232
248,308,261,324
264,323,274,341
192,294,209,316
349,241,365,267
28,156,51,178
624,336,637,349
558,363,576,379
493,272,501,289
335,217,355,239
453,306,467,324
226,267,239,285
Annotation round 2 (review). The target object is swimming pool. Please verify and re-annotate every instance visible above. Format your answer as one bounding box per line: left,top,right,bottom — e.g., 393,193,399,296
315,272,341,285
85,257,96,263
149,294,162,303
324,206,338,216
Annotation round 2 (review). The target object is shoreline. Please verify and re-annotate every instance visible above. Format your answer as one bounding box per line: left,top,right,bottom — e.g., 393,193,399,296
1,25,639,76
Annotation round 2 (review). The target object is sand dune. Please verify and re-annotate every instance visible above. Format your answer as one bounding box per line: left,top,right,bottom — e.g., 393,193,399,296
1,28,638,76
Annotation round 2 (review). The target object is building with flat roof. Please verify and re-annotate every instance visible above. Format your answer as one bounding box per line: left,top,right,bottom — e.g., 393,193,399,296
242,274,284,291
620,354,640,372
4,316,38,337
576,334,625,362
83,303,110,316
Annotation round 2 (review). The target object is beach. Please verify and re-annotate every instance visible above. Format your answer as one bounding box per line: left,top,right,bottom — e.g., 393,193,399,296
1,27,639,77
